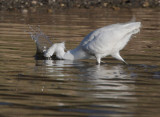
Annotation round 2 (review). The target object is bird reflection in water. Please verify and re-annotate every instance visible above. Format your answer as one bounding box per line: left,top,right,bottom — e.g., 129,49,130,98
36,59,135,94
34,59,137,113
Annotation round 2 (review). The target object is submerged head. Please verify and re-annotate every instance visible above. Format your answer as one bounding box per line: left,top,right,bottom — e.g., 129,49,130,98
44,42,65,59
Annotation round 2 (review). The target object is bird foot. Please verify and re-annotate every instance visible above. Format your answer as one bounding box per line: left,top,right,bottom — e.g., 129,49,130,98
96,60,105,65
101,61,105,64
123,61,128,65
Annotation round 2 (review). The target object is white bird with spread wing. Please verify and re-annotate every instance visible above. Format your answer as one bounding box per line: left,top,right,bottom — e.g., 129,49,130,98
30,21,141,64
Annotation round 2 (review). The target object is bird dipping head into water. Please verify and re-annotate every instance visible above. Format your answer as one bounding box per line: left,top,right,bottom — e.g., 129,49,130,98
31,21,141,64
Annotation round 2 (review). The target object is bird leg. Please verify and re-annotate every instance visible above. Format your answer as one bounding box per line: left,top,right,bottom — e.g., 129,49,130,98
95,55,101,64
112,52,128,64
122,60,128,65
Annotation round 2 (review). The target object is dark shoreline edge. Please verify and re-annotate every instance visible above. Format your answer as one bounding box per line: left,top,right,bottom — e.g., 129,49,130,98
0,0,160,12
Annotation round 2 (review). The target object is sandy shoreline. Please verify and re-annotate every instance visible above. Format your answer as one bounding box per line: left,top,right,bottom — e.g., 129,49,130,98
0,0,160,12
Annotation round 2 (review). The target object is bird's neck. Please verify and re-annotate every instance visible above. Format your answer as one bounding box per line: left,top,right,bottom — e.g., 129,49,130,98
55,47,75,60
56,48,66,59
63,46,90,60
54,45,90,60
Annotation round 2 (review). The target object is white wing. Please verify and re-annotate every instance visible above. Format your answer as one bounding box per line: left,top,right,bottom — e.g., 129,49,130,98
80,22,141,55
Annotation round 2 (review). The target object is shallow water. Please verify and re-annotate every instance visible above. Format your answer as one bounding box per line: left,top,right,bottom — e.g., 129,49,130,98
0,8,160,117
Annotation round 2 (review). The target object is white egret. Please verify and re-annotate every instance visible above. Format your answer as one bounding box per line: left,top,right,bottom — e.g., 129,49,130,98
31,21,141,64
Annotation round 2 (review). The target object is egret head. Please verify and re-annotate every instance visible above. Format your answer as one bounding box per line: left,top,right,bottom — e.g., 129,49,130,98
56,42,65,51
44,42,65,59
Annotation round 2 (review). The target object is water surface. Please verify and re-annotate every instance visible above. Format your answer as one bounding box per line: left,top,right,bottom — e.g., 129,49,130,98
0,8,160,117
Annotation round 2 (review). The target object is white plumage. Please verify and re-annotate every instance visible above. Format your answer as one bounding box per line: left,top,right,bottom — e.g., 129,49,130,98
38,21,141,64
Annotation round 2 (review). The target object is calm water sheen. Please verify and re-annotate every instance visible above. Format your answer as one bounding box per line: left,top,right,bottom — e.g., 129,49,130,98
0,8,160,117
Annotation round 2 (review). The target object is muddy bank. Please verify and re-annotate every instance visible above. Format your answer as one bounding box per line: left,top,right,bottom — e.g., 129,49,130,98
0,0,160,12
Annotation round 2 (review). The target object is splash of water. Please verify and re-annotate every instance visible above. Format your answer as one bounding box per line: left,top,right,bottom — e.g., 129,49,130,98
28,25,53,54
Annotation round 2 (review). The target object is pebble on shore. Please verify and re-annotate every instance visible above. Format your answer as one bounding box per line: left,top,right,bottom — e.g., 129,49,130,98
0,0,159,12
